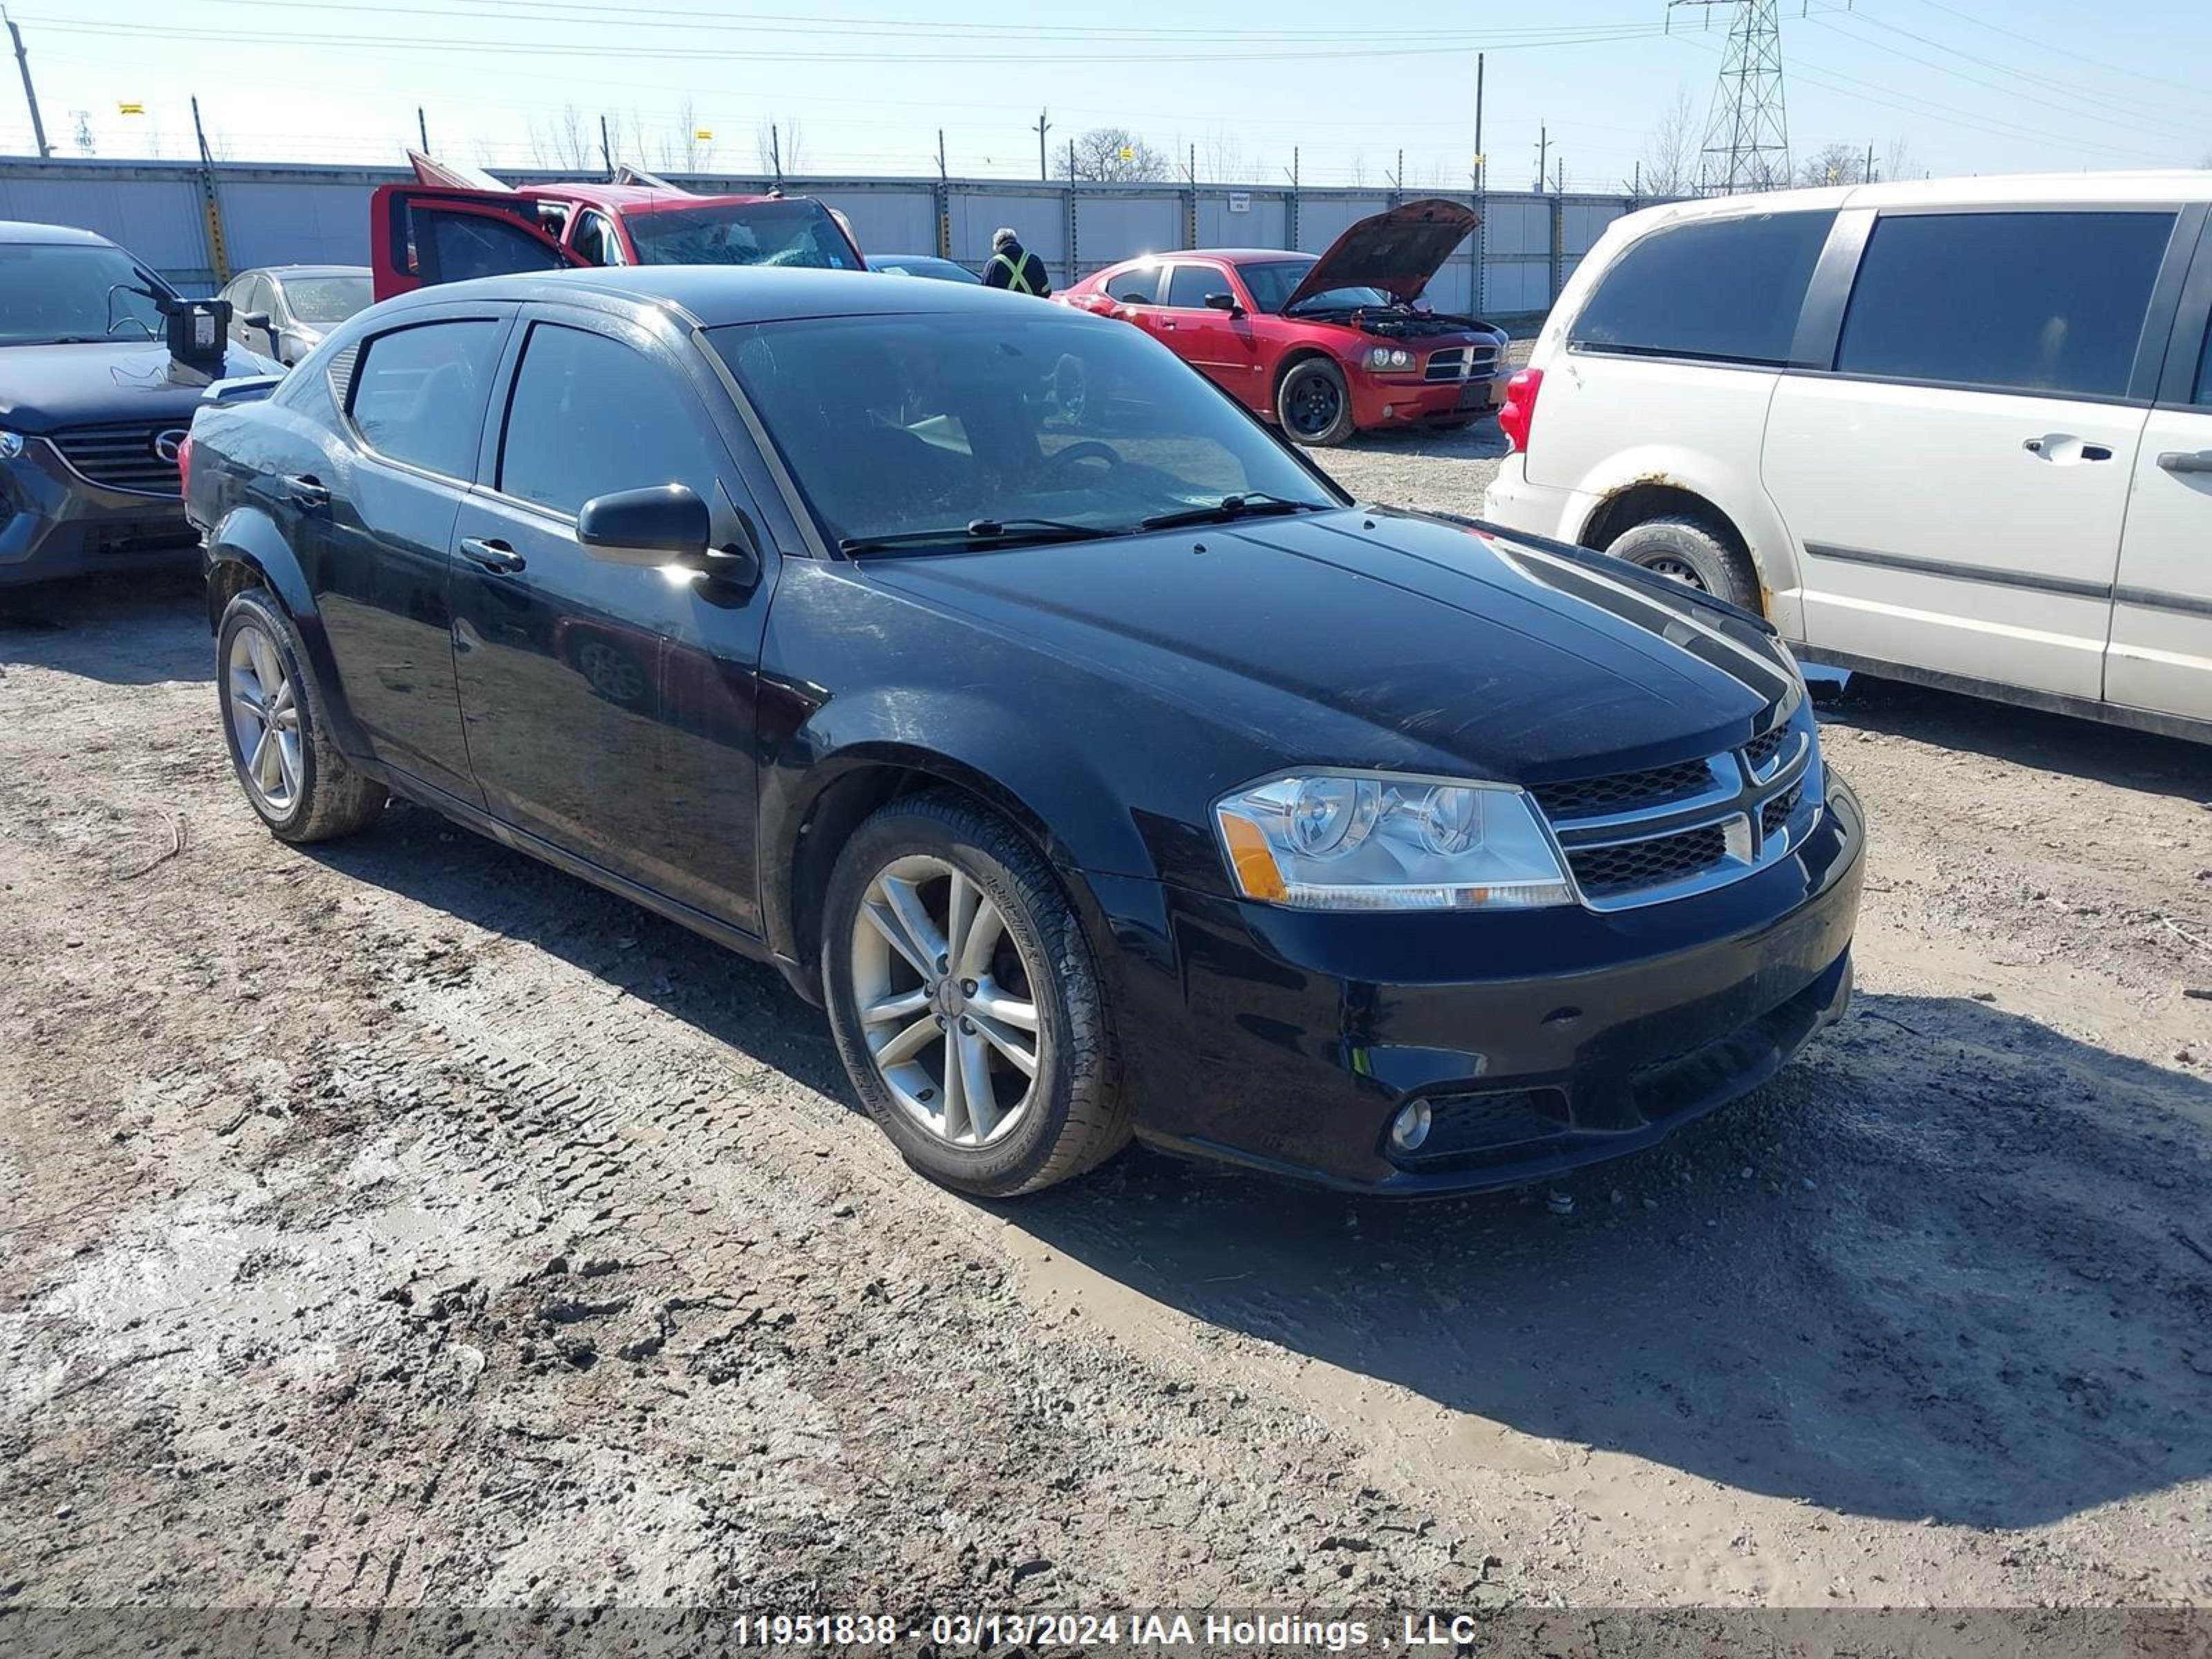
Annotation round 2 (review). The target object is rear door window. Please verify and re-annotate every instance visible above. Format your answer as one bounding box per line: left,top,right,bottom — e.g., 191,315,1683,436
1163,265,1223,309
1835,210,2174,398
1570,211,1835,366
348,319,503,478
496,322,726,516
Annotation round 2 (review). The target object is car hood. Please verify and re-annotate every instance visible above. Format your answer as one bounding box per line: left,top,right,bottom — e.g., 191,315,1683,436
0,341,282,434
1281,198,1481,312
860,508,1796,785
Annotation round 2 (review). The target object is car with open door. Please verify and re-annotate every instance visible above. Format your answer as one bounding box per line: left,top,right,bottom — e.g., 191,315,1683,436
368,152,865,301
183,266,1860,1201
1060,198,1508,445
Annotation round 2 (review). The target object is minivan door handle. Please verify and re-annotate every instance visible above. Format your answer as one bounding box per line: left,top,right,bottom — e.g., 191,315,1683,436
458,536,526,574
2021,435,2113,463
2156,449,2212,474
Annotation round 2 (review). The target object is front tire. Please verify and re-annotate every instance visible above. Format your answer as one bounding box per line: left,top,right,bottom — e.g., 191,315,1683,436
1604,515,1761,612
1275,356,1356,447
216,587,386,843
822,794,1127,1197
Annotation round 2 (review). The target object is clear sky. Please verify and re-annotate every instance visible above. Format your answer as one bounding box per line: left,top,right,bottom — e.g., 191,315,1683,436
3,0,2206,192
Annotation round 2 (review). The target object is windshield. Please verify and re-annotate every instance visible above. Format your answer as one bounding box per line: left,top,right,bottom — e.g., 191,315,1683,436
1235,259,1394,315
0,242,169,346
280,274,372,326
626,200,861,270
711,310,1340,550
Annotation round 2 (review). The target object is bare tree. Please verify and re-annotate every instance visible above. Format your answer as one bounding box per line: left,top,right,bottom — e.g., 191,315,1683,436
1347,151,1369,189
1053,126,1169,183
1632,84,1699,197
650,99,713,174
1794,141,1868,188
1881,135,1915,183
1195,126,1243,185
527,101,594,171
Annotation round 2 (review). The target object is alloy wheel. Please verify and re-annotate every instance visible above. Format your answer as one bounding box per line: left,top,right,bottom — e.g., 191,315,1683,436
225,621,302,814
850,854,1044,1148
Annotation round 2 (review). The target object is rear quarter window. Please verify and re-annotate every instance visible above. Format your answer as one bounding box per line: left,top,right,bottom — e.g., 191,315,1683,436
1569,210,1835,366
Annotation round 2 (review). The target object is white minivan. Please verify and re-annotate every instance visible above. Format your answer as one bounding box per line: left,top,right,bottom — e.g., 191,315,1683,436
1481,171,2212,742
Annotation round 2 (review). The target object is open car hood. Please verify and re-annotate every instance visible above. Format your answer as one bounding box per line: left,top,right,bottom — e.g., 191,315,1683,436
1280,197,1480,312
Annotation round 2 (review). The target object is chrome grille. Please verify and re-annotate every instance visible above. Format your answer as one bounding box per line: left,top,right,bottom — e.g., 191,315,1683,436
1533,755,1716,819
1537,709,1817,910
1423,344,1501,383
1569,824,1730,899
48,422,185,497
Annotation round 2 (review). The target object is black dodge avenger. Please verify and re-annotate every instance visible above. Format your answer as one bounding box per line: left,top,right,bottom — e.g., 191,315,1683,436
183,267,1863,1198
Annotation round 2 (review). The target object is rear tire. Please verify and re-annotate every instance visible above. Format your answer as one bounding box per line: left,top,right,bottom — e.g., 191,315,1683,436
1275,356,1356,447
216,588,386,843
822,793,1128,1197
1604,515,1761,612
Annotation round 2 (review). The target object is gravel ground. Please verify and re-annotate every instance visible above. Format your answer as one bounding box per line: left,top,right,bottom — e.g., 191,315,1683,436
3,416,2211,1625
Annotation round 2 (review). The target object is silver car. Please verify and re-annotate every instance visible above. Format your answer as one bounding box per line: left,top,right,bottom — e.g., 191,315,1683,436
218,265,373,366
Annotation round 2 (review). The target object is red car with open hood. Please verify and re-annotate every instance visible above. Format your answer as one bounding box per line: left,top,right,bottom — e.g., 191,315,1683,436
1058,198,1507,445
366,152,865,301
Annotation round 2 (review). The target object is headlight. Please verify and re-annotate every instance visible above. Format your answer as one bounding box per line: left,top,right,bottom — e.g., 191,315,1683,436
1363,346,1414,372
0,430,24,461
1215,771,1573,910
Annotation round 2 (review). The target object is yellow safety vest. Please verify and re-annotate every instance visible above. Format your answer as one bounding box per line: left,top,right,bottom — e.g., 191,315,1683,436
992,250,1037,295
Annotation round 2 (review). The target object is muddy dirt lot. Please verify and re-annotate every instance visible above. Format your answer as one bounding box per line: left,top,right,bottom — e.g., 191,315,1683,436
3,427,2210,1622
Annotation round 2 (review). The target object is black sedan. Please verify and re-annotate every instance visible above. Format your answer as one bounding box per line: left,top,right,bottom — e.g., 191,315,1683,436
182,267,1863,1198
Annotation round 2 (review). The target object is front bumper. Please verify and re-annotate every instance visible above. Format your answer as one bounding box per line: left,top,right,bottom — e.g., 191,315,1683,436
1349,366,1510,431
1100,774,1865,1195
0,440,197,587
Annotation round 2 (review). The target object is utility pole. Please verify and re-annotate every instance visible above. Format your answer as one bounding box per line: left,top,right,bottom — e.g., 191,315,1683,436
599,113,612,175
189,94,230,284
1670,0,1790,194
1034,109,1051,182
937,128,947,180
1555,156,1565,194
1864,140,1875,182
417,106,429,154
1535,124,1547,194
770,122,782,186
5,9,50,160
1472,49,1485,315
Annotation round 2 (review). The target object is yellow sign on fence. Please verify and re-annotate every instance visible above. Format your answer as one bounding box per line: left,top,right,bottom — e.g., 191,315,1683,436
118,102,146,115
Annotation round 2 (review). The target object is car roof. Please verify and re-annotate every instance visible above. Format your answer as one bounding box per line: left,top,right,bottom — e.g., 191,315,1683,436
1624,169,2212,229
1108,249,1313,265
245,264,372,280
0,220,119,247
514,182,787,213
379,265,1051,328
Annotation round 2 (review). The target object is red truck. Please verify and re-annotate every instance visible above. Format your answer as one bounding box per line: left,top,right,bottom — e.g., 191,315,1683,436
368,153,865,300
1058,199,1508,446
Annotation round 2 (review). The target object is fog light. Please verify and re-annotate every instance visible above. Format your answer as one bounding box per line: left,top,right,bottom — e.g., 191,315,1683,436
1389,1099,1432,1153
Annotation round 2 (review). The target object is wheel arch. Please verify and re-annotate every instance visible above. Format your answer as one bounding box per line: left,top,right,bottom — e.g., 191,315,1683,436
766,740,1122,1004
205,506,372,758
1568,460,1803,629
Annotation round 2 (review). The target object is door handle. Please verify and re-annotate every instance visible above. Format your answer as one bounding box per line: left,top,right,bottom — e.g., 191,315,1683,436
2022,435,2114,463
1158,318,1177,330
277,474,328,509
2157,449,2212,474
458,536,526,574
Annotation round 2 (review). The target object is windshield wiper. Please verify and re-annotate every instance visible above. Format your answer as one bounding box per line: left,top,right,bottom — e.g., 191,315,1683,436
839,517,1116,555
1138,493,1330,532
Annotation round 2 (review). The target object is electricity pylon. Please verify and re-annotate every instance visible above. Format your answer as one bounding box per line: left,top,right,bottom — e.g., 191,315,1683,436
1669,0,1791,195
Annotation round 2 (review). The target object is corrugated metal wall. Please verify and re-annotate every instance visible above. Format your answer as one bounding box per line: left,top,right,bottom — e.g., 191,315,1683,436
0,158,1649,319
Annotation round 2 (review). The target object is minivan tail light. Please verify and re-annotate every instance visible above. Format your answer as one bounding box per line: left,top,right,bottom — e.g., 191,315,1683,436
1499,367,1542,453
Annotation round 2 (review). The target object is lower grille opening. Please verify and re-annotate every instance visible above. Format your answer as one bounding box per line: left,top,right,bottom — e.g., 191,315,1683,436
1568,825,1728,899
1760,782,1805,843
1397,1088,1571,1163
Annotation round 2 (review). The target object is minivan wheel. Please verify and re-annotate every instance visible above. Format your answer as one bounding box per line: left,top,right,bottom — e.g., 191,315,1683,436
216,588,386,843
1604,516,1761,612
1276,357,1356,446
822,794,1127,1197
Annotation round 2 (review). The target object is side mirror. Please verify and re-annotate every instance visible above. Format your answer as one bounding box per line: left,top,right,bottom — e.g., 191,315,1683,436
240,311,273,331
1204,292,1244,316
576,483,712,568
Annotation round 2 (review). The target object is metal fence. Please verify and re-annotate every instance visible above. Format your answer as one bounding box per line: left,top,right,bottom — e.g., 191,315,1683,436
0,157,1658,320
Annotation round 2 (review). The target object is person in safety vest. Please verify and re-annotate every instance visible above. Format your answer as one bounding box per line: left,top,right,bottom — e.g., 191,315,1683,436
983,227,1051,297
